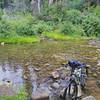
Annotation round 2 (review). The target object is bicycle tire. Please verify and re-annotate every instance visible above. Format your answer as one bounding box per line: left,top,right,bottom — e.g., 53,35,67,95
63,80,78,100
80,75,86,90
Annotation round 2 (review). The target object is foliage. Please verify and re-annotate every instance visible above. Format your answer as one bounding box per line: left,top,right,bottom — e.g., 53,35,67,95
0,1,100,39
33,21,53,34
88,6,100,17
58,21,85,36
16,23,34,36
66,0,86,10
41,3,65,23
0,20,17,37
64,9,83,24
82,14,100,36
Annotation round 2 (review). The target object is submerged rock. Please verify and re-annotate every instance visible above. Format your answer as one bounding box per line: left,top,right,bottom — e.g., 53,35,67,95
82,96,96,100
96,63,100,67
51,82,60,89
34,67,41,72
96,79,100,88
51,71,60,79
32,89,49,100
0,84,15,96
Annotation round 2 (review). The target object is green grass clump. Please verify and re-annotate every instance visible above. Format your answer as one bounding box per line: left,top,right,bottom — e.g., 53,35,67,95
0,92,26,100
43,32,96,41
0,36,40,43
43,32,81,40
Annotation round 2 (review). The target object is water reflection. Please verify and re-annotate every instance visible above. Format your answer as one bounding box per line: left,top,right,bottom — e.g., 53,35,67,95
0,62,23,85
0,61,37,99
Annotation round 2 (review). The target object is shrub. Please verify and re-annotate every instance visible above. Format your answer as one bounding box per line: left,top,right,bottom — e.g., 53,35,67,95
7,15,36,36
41,3,65,23
59,22,74,34
33,21,53,34
16,23,35,36
65,9,83,25
82,14,100,36
59,21,85,36
0,20,17,37
88,6,100,17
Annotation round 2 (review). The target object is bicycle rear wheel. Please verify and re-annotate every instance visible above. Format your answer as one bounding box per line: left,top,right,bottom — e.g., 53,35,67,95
63,80,78,100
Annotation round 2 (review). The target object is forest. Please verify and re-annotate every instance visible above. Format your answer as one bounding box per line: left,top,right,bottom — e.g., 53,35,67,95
0,0,100,42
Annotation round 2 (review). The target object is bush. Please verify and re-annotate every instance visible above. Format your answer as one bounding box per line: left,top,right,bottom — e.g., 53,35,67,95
59,21,85,36
88,6,100,17
0,20,17,37
7,15,36,36
41,3,65,23
33,21,53,34
65,9,83,24
16,23,35,36
82,14,100,36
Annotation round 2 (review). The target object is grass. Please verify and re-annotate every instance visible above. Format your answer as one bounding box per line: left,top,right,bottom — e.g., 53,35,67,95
43,32,97,41
0,32,97,44
0,92,26,100
0,86,26,100
43,32,81,40
0,35,40,43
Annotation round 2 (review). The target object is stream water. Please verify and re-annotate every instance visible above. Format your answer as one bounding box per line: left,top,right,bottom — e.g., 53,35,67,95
0,39,100,100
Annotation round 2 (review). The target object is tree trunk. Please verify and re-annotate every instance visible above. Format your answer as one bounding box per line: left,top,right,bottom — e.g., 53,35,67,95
4,0,10,8
31,0,41,14
97,0,100,6
49,0,53,6
38,0,41,13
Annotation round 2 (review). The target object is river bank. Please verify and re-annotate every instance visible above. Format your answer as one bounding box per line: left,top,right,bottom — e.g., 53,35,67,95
0,32,98,44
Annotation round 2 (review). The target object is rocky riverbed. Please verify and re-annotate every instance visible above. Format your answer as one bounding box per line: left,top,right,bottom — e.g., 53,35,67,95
0,39,100,100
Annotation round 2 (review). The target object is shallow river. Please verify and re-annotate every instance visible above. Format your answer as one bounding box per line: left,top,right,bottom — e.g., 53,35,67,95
0,40,100,100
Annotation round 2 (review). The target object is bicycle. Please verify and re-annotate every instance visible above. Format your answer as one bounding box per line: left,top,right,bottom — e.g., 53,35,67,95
61,60,88,100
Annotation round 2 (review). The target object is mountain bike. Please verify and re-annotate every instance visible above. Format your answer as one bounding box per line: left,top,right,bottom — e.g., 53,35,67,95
62,60,88,100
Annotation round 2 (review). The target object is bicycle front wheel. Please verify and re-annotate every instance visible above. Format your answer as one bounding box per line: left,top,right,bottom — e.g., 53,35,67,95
63,80,78,100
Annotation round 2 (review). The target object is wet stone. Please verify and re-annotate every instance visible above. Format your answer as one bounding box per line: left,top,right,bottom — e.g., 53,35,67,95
82,96,96,100
86,64,91,68
44,63,51,67
51,82,60,89
34,67,41,71
0,84,15,96
96,63,100,67
51,71,60,79
92,73,97,77
59,88,65,98
32,89,49,100
96,79,100,88
50,93,61,100
1,42,5,46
